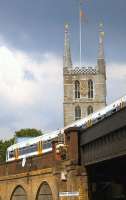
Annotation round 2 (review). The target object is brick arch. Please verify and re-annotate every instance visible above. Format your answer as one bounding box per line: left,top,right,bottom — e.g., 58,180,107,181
10,185,27,200
36,181,53,200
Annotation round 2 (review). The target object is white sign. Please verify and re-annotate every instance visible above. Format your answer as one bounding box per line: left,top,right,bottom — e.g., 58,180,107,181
59,192,79,197
22,157,26,167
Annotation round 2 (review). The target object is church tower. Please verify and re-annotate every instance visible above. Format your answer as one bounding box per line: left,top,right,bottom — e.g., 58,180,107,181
63,23,106,126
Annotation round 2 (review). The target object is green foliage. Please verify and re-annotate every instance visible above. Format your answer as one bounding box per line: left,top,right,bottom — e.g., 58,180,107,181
0,138,15,162
15,128,43,137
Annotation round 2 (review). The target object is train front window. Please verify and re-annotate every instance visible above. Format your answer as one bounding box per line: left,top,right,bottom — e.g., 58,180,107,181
9,150,14,158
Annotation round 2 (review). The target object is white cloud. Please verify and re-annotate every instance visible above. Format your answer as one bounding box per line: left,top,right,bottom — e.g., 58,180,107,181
0,44,63,139
107,63,126,103
107,63,126,79
0,43,126,140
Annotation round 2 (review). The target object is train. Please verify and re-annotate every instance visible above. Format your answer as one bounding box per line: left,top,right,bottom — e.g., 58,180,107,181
6,95,126,162
6,130,60,162
66,95,126,129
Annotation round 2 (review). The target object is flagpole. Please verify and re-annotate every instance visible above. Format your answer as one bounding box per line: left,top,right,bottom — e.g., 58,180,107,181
79,1,82,68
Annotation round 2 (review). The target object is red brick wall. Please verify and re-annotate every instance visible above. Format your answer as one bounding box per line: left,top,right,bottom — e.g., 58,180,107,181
65,129,79,163
0,151,60,176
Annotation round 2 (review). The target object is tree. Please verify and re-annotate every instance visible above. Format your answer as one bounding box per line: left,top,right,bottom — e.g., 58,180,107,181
0,138,15,162
15,128,43,138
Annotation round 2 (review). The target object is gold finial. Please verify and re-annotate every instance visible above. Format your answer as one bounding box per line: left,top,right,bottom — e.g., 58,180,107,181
99,22,104,28
64,23,69,33
99,22,105,36
64,22,69,29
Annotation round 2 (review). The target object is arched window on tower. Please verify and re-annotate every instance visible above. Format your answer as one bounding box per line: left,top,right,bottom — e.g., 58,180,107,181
88,80,93,98
75,80,80,98
87,106,93,115
75,106,81,121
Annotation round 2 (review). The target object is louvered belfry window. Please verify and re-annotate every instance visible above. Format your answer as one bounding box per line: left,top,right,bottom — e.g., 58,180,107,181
88,80,93,98
87,106,93,115
75,80,80,98
75,106,81,120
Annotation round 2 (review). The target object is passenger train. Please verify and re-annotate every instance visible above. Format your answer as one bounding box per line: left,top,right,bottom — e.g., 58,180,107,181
6,130,60,162
6,95,126,162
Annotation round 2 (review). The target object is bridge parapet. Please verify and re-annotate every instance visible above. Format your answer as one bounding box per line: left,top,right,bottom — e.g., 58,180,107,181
0,144,62,177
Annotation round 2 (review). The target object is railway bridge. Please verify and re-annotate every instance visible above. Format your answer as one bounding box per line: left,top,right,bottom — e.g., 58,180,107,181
65,106,126,200
83,106,126,200
0,107,126,200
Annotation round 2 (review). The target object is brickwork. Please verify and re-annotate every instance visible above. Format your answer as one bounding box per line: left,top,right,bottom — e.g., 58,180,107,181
0,129,89,200
63,66,106,126
0,151,57,177
0,162,88,200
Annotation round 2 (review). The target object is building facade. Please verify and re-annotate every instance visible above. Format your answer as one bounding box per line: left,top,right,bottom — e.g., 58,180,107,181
63,23,106,126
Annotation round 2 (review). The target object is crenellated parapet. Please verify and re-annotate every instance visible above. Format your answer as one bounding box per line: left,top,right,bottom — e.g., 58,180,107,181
64,66,97,75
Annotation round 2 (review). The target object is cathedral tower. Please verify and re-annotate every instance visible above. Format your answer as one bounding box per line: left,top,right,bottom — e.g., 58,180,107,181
63,23,106,126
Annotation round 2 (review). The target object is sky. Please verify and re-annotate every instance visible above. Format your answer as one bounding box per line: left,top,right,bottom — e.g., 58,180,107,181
0,0,126,139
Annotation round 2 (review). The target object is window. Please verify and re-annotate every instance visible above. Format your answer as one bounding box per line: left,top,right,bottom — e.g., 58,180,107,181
87,106,93,115
43,140,52,149
75,80,80,98
9,150,14,158
88,79,93,98
19,143,38,156
75,106,81,120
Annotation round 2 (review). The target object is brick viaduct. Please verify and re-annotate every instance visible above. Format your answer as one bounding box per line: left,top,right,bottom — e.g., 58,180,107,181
0,130,88,200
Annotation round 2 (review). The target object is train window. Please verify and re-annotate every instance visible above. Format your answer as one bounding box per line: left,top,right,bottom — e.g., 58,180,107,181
43,141,45,149
19,143,38,156
9,150,14,158
43,140,52,149
112,108,117,113
29,144,38,152
19,147,27,155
